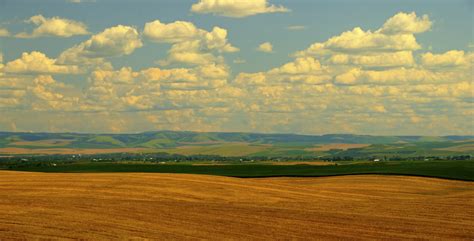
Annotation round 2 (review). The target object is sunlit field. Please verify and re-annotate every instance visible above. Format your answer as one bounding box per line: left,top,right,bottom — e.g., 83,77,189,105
1,172,472,240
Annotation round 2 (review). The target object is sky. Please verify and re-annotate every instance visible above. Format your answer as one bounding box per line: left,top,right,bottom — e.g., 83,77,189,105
0,0,472,135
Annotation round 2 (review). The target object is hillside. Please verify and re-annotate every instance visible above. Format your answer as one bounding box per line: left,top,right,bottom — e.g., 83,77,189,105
0,131,473,158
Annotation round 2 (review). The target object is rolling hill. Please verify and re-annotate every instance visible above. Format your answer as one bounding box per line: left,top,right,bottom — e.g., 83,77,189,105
0,131,472,157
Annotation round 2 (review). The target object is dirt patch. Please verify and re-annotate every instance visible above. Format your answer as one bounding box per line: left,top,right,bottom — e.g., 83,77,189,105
0,172,472,240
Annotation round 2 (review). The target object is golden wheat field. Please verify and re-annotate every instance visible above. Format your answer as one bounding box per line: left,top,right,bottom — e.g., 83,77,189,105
0,171,473,240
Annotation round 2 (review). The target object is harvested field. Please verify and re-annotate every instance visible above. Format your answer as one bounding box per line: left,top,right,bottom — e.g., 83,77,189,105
437,143,474,152
307,143,370,151
0,171,472,240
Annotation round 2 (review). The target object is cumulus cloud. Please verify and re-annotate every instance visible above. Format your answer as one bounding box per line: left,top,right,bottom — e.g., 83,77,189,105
144,19,238,66
0,74,79,110
1,10,472,135
291,12,436,71
0,28,10,37
144,20,238,52
81,61,232,111
16,15,89,38
227,11,471,135
235,57,330,86
257,42,273,53
328,51,415,67
378,12,432,35
334,67,465,85
90,66,138,84
421,50,472,68
3,51,81,74
269,57,323,75
298,27,421,56
58,25,142,66
296,12,431,60
190,0,289,18
144,20,200,43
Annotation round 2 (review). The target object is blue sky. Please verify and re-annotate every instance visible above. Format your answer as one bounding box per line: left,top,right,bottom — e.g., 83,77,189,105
0,0,472,135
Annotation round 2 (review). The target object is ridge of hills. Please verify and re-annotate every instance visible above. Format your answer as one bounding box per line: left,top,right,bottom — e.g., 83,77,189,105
0,131,473,157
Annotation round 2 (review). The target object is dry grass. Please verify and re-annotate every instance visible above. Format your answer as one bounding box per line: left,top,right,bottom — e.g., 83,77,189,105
0,171,472,240
307,143,370,151
437,143,474,152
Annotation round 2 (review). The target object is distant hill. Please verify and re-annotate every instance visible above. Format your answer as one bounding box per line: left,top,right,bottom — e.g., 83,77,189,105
0,131,473,157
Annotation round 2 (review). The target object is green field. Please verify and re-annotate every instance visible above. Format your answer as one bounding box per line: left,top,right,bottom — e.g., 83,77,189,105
6,160,474,181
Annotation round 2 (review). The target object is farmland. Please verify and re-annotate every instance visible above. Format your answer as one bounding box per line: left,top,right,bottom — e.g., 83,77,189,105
1,130,473,239
1,131,473,158
5,160,474,181
0,171,472,240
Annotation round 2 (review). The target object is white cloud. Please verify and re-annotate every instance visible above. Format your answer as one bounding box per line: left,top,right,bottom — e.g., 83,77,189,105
91,66,138,84
226,11,471,135
378,12,432,35
190,0,289,18
144,20,238,52
0,74,80,110
235,57,330,86
81,61,233,111
257,42,273,53
421,50,472,68
3,51,81,74
1,11,472,135
144,20,200,43
16,15,89,38
58,25,142,66
328,51,415,67
144,19,238,66
269,57,322,75
296,12,431,58
0,28,10,37
334,67,465,85
298,27,421,56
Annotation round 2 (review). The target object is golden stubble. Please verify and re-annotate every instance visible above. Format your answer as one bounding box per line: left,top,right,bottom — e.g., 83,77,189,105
0,171,472,240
